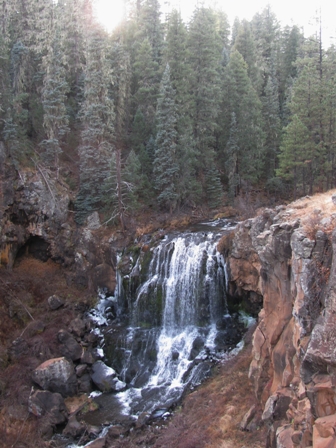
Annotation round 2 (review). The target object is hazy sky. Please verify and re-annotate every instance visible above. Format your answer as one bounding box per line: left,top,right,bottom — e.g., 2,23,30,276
95,0,335,45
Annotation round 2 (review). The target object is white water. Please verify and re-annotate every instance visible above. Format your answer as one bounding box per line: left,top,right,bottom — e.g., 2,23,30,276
115,232,228,414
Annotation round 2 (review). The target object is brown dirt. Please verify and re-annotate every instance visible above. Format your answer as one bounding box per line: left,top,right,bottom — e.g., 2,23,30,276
0,256,94,447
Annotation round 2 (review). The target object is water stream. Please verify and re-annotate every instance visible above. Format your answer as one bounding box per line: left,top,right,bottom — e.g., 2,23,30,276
82,221,243,427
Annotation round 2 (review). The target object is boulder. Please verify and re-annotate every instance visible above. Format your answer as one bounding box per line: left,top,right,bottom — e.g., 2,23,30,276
91,361,126,393
76,364,87,377
48,295,65,310
58,329,83,361
78,373,93,394
29,389,68,425
240,405,257,431
69,317,86,338
63,414,86,438
276,424,294,448
81,348,97,365
32,357,77,397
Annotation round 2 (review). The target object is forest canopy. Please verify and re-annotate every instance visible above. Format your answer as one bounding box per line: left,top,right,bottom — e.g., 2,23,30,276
1,0,335,224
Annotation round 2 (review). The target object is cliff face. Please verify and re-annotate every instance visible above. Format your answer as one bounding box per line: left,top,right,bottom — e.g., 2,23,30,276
222,194,336,447
0,150,119,293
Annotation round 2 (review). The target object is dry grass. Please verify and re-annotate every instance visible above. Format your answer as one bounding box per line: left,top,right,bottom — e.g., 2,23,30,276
280,189,336,237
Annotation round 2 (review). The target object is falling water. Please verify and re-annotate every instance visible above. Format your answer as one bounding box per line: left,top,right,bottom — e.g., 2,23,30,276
110,230,237,415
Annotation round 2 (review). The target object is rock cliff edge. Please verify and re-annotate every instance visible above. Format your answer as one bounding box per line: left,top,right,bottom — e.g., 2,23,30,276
221,193,336,447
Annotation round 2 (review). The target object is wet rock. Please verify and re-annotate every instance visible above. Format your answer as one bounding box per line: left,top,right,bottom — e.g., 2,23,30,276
76,364,87,377
32,357,78,397
91,264,116,294
48,295,65,310
29,389,68,425
63,414,86,438
81,348,97,365
133,370,151,388
78,373,93,394
85,437,106,448
91,361,126,393
58,329,83,361
172,351,179,361
107,425,125,438
135,412,150,429
188,336,204,360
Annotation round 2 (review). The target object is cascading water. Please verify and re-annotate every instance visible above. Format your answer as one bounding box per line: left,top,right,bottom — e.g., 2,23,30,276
102,228,242,417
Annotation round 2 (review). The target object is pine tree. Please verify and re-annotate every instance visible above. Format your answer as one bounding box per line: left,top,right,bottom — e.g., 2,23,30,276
75,24,115,224
221,50,264,192
276,114,310,199
188,6,222,201
153,64,179,212
132,37,159,144
288,35,326,194
165,9,200,207
137,0,163,64
225,112,240,199
232,19,261,89
261,62,281,182
279,25,303,123
40,5,70,177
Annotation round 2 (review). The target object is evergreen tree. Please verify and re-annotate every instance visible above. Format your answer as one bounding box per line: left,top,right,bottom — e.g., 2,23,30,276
288,35,326,194
221,50,264,192
165,9,200,207
132,37,159,144
40,7,70,177
261,62,281,182
225,112,240,199
153,64,179,212
188,7,222,202
276,114,310,199
137,0,163,64
75,25,115,224
232,19,261,89
279,25,303,123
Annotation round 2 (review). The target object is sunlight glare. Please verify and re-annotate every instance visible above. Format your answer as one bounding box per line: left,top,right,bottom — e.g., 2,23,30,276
94,0,125,32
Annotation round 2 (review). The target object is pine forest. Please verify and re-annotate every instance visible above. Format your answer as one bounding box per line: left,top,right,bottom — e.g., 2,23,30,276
1,0,336,225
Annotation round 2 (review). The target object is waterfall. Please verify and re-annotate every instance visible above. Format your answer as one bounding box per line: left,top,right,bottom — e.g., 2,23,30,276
108,230,240,415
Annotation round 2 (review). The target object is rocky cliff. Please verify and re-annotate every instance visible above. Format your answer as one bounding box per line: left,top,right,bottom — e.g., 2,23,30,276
0,148,120,293
221,193,336,447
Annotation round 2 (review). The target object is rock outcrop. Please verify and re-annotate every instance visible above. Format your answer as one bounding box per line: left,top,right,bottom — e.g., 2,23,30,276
221,196,336,447
0,163,120,293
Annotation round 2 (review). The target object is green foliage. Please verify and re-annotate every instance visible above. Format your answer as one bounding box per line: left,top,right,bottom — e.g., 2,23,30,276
154,64,179,212
2,0,336,217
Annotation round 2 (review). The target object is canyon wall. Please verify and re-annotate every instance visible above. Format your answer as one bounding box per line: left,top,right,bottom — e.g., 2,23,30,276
222,197,336,447
0,152,119,293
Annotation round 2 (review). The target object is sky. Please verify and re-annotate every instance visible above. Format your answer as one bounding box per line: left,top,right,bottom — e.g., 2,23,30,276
95,0,335,46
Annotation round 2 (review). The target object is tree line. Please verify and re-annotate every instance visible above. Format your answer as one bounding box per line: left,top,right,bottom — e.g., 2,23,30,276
1,0,335,225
